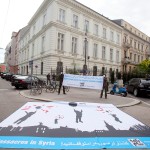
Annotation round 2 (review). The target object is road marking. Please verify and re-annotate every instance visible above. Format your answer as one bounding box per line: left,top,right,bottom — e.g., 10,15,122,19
142,101,150,107
0,89,9,91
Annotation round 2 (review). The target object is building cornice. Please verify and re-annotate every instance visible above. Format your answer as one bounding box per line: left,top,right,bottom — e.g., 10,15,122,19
124,28,150,44
58,0,122,32
28,0,54,25
28,21,122,50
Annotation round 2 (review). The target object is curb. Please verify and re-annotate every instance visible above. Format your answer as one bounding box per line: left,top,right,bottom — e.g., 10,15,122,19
19,90,141,108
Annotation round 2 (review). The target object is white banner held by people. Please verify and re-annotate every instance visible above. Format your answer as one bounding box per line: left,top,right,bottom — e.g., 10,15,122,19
63,74,103,90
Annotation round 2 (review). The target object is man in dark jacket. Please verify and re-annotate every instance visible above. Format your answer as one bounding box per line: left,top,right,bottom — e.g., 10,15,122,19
100,75,108,99
46,73,50,85
58,72,66,95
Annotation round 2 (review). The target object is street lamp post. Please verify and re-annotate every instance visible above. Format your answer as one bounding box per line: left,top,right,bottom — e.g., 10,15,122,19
83,32,87,75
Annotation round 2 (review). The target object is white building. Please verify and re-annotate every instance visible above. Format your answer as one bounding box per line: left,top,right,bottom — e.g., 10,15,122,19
18,0,122,78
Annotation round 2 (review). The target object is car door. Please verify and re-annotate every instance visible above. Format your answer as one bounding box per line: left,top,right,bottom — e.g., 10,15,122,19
128,78,136,93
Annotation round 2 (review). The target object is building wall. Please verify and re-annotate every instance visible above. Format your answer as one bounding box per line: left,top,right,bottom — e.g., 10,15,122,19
113,19,150,73
17,0,122,78
0,64,6,72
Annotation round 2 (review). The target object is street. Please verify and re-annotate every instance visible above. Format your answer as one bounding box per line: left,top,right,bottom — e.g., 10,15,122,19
0,77,150,126
0,78,36,122
0,78,150,150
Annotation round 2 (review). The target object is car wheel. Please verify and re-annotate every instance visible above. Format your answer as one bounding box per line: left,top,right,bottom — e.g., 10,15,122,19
133,88,138,97
15,85,19,89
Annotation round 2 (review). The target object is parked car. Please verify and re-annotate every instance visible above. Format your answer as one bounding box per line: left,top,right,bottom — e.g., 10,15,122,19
5,73,14,81
127,78,150,97
11,75,45,89
1,73,6,79
0,72,3,76
11,74,22,82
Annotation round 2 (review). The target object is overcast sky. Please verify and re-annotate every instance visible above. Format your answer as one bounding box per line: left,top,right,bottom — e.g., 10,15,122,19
0,0,150,63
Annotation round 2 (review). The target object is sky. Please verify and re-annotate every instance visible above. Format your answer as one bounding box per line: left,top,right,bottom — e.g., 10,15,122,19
0,0,150,63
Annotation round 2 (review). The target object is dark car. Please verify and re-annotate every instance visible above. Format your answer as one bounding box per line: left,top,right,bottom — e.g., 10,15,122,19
11,74,22,82
1,73,6,79
0,72,3,76
5,73,14,81
11,75,45,89
127,78,150,97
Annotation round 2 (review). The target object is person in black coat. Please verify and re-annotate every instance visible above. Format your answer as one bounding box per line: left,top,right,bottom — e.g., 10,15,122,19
100,75,108,99
58,72,66,95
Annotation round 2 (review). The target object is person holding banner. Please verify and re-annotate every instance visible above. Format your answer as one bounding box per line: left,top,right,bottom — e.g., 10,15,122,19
46,73,51,85
100,75,108,99
58,72,66,95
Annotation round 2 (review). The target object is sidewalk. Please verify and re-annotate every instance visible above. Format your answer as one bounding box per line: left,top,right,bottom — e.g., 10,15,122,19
20,87,141,108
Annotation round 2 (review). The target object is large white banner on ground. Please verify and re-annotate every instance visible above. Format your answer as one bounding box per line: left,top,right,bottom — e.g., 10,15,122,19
63,74,103,90
0,101,150,149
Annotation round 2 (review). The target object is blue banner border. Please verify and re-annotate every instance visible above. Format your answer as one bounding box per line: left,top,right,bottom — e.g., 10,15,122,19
0,136,150,149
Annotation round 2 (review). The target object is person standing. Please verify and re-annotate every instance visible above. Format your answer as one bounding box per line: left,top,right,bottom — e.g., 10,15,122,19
58,72,66,95
52,73,56,85
100,75,108,99
46,73,50,85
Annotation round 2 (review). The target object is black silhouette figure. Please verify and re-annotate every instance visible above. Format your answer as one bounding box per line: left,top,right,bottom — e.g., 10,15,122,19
110,114,122,123
14,111,36,124
74,109,83,123
54,118,58,124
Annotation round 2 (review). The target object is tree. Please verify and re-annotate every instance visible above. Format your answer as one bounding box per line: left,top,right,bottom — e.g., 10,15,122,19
138,59,150,75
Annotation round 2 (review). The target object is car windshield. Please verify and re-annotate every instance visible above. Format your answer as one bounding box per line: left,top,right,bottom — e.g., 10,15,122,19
141,79,150,83
16,76,29,79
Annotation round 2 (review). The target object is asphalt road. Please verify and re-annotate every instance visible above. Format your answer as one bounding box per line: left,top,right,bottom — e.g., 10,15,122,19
128,93,150,105
0,78,150,150
0,78,150,126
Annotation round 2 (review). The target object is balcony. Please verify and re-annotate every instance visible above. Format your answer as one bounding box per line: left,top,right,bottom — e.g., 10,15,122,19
146,51,150,56
123,42,132,49
130,61,139,65
122,57,131,64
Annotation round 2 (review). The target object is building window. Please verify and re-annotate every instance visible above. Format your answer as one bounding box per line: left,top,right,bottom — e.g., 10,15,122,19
72,37,77,54
93,43,98,58
130,53,132,60
94,24,98,36
41,62,43,75
138,55,140,62
33,24,36,35
110,49,113,61
134,41,136,49
57,33,64,51
59,8,65,22
116,50,119,62
41,36,45,52
32,43,34,57
141,56,143,61
138,43,140,50
110,31,114,41
134,54,136,62
117,34,120,44
102,46,106,59
103,28,106,39
141,44,144,51
84,20,89,32
43,12,46,26
130,39,133,46
73,14,78,28
124,36,127,43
